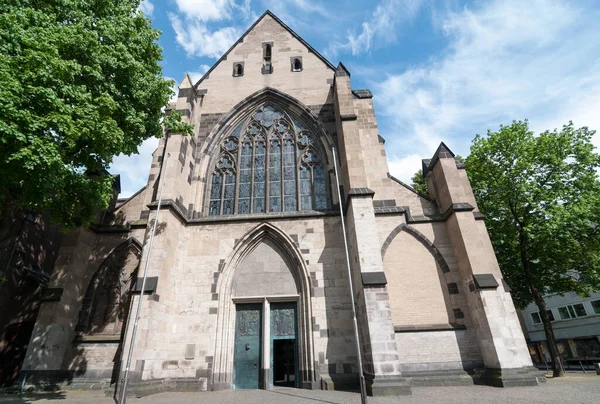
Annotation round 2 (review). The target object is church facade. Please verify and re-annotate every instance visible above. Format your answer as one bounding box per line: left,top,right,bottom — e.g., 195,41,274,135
21,11,540,396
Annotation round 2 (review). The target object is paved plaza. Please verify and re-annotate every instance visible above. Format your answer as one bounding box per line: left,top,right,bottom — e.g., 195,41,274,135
1,375,599,404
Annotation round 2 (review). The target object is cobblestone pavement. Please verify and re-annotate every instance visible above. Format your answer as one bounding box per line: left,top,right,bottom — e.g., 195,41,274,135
1,375,599,404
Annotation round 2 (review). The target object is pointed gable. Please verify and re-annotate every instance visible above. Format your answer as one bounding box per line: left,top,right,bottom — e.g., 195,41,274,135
178,73,193,90
187,10,337,114
422,142,458,176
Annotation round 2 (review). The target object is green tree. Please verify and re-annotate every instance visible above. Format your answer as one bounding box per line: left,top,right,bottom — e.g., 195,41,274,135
410,169,429,195
0,1,192,248
466,120,600,377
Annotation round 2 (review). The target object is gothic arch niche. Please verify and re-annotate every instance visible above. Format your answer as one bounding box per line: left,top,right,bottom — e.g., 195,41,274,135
232,239,299,297
76,238,142,336
200,89,335,217
212,223,314,390
382,225,453,327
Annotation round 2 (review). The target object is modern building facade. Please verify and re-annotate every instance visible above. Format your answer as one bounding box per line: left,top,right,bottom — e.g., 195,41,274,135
19,11,541,395
521,292,600,366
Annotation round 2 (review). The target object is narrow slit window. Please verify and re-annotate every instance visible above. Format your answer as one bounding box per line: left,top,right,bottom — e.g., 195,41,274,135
262,43,273,74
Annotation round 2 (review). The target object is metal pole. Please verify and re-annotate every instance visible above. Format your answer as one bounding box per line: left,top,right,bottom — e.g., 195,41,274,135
332,147,367,404
119,153,170,404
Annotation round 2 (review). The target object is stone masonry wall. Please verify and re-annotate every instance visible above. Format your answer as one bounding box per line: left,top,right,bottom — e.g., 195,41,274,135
121,212,357,387
193,15,334,115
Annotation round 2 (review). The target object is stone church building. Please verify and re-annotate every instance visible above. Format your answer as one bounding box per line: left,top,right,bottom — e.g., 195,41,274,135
20,11,540,396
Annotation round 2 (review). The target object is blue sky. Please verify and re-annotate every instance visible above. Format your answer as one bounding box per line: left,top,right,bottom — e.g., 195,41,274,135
111,0,600,197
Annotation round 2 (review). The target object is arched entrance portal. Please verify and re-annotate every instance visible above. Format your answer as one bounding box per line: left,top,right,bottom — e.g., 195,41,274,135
212,223,315,391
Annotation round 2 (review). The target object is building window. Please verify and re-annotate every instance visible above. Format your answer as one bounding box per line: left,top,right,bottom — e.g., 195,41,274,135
447,282,459,295
531,310,554,325
557,303,587,320
591,299,600,314
76,242,141,335
233,63,244,77
262,43,273,75
208,104,329,216
291,57,302,72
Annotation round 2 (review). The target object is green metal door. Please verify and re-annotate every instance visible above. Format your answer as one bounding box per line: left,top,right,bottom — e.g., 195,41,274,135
270,302,298,388
233,304,262,389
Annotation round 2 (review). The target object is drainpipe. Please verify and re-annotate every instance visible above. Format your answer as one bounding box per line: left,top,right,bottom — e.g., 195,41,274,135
119,152,170,403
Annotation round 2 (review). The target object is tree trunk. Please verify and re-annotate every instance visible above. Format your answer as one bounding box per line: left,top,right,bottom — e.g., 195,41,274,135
518,226,564,377
532,291,565,377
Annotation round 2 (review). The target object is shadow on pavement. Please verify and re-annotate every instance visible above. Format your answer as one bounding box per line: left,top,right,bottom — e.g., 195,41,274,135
0,391,67,402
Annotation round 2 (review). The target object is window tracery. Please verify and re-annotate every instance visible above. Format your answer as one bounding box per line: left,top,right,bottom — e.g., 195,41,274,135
209,105,328,215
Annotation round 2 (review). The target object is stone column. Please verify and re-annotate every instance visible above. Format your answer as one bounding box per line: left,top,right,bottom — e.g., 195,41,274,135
424,143,539,387
262,298,270,389
333,63,411,396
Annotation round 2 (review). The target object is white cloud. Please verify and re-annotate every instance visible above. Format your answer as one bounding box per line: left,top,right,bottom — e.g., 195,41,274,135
285,0,329,16
169,13,241,58
326,0,424,58
165,76,178,104
110,137,160,198
388,154,424,183
262,0,334,36
375,0,600,183
240,0,258,23
189,64,211,83
138,0,154,16
174,0,235,21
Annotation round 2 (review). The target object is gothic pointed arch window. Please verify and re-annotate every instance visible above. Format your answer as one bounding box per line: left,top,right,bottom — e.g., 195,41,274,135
76,241,141,336
208,105,329,216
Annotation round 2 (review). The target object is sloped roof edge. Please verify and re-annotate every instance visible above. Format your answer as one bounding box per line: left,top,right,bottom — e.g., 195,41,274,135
193,10,336,88
115,185,147,211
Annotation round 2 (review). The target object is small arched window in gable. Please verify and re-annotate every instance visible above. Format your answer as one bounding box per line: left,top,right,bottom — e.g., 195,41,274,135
233,63,244,77
262,43,273,74
208,105,329,216
291,57,302,72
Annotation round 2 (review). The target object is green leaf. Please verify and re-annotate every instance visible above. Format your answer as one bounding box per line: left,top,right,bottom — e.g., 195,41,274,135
0,0,189,229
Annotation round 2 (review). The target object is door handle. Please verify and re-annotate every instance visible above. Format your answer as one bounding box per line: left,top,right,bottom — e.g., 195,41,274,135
245,343,250,351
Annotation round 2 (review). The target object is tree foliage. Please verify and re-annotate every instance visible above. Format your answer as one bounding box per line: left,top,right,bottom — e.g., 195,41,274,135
411,121,600,375
410,169,428,195
0,0,191,235
466,120,600,308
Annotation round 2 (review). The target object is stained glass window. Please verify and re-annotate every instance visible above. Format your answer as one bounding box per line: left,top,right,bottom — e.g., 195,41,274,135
269,134,282,212
283,132,297,212
209,173,222,216
253,135,266,213
300,166,312,210
239,138,252,214
208,104,329,216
